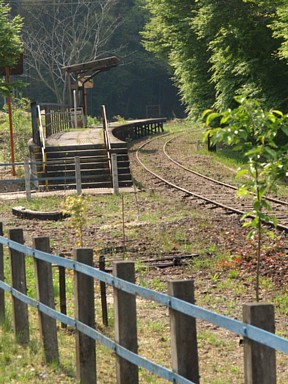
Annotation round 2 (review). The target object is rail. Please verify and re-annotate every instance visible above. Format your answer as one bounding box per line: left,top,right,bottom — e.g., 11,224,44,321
31,102,71,145
136,133,288,233
0,227,287,383
0,159,110,198
102,105,112,172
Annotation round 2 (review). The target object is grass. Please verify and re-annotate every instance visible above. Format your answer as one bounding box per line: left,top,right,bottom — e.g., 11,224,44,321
0,189,287,383
0,119,287,382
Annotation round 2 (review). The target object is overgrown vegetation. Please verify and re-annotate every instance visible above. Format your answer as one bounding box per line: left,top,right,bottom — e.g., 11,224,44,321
0,98,31,164
204,96,288,301
142,0,288,117
0,120,287,382
61,194,89,247
0,0,23,96
0,183,287,382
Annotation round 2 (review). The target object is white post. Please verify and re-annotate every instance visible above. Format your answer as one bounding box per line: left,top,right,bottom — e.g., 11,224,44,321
73,90,77,128
75,157,82,195
24,158,31,200
111,154,119,194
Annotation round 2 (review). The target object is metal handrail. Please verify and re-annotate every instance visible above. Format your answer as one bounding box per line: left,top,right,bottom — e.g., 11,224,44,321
37,105,48,190
102,105,112,172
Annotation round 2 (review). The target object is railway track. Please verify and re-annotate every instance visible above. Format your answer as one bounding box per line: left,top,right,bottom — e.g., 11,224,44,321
136,131,288,233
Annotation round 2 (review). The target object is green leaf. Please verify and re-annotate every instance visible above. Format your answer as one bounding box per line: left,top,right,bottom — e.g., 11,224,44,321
253,201,261,212
281,125,288,136
271,109,283,117
264,147,277,159
202,109,213,119
271,216,278,228
206,112,221,126
236,169,248,179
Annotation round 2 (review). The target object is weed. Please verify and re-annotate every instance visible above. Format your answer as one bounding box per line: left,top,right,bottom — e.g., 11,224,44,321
198,330,222,347
274,290,288,315
61,194,89,247
228,269,239,279
210,272,220,283
0,98,31,164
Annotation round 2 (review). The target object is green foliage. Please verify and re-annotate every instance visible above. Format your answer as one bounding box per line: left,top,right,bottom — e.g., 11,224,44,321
61,194,89,247
0,1,23,95
0,98,31,163
270,3,288,61
142,0,214,118
142,0,288,116
203,96,288,300
86,115,101,127
113,115,126,124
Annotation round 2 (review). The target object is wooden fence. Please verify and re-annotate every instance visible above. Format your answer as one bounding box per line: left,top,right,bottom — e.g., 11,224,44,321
31,102,72,145
0,224,287,383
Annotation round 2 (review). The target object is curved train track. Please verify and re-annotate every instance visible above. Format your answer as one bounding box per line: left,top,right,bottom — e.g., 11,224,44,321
136,131,288,233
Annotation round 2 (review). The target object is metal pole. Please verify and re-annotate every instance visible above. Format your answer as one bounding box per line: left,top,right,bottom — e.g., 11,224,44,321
24,159,31,201
73,90,77,128
5,66,15,176
75,157,82,195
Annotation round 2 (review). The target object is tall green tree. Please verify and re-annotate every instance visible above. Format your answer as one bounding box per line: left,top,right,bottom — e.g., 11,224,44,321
0,0,23,95
142,0,214,118
271,2,288,61
142,0,288,116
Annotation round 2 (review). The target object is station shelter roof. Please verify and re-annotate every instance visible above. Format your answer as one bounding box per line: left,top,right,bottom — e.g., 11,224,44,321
62,56,119,77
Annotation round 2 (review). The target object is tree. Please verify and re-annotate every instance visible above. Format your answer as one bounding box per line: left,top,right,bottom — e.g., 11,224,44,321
142,0,215,119
204,96,288,301
0,0,23,95
270,3,288,61
90,0,184,119
19,0,123,104
142,0,288,116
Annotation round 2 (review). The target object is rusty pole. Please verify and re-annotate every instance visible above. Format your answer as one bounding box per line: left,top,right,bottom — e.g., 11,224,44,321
5,66,15,176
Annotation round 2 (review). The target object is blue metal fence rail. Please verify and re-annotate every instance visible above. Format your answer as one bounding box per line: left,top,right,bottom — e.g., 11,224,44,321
0,236,287,384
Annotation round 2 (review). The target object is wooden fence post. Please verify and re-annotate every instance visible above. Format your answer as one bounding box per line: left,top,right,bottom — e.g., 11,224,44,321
33,237,59,364
243,303,276,384
0,222,4,322
168,280,200,384
113,261,138,384
9,228,29,345
74,248,96,383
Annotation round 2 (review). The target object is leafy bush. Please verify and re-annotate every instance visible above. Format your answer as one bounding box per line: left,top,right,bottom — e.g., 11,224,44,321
204,96,288,301
0,98,31,163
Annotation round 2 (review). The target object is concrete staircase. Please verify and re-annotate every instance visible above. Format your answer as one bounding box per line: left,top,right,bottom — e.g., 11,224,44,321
30,142,133,191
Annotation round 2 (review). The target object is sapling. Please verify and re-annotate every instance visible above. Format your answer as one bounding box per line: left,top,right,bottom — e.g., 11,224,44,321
61,194,88,247
203,96,288,301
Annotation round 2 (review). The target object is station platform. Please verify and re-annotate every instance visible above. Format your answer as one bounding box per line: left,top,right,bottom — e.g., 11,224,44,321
45,126,123,147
